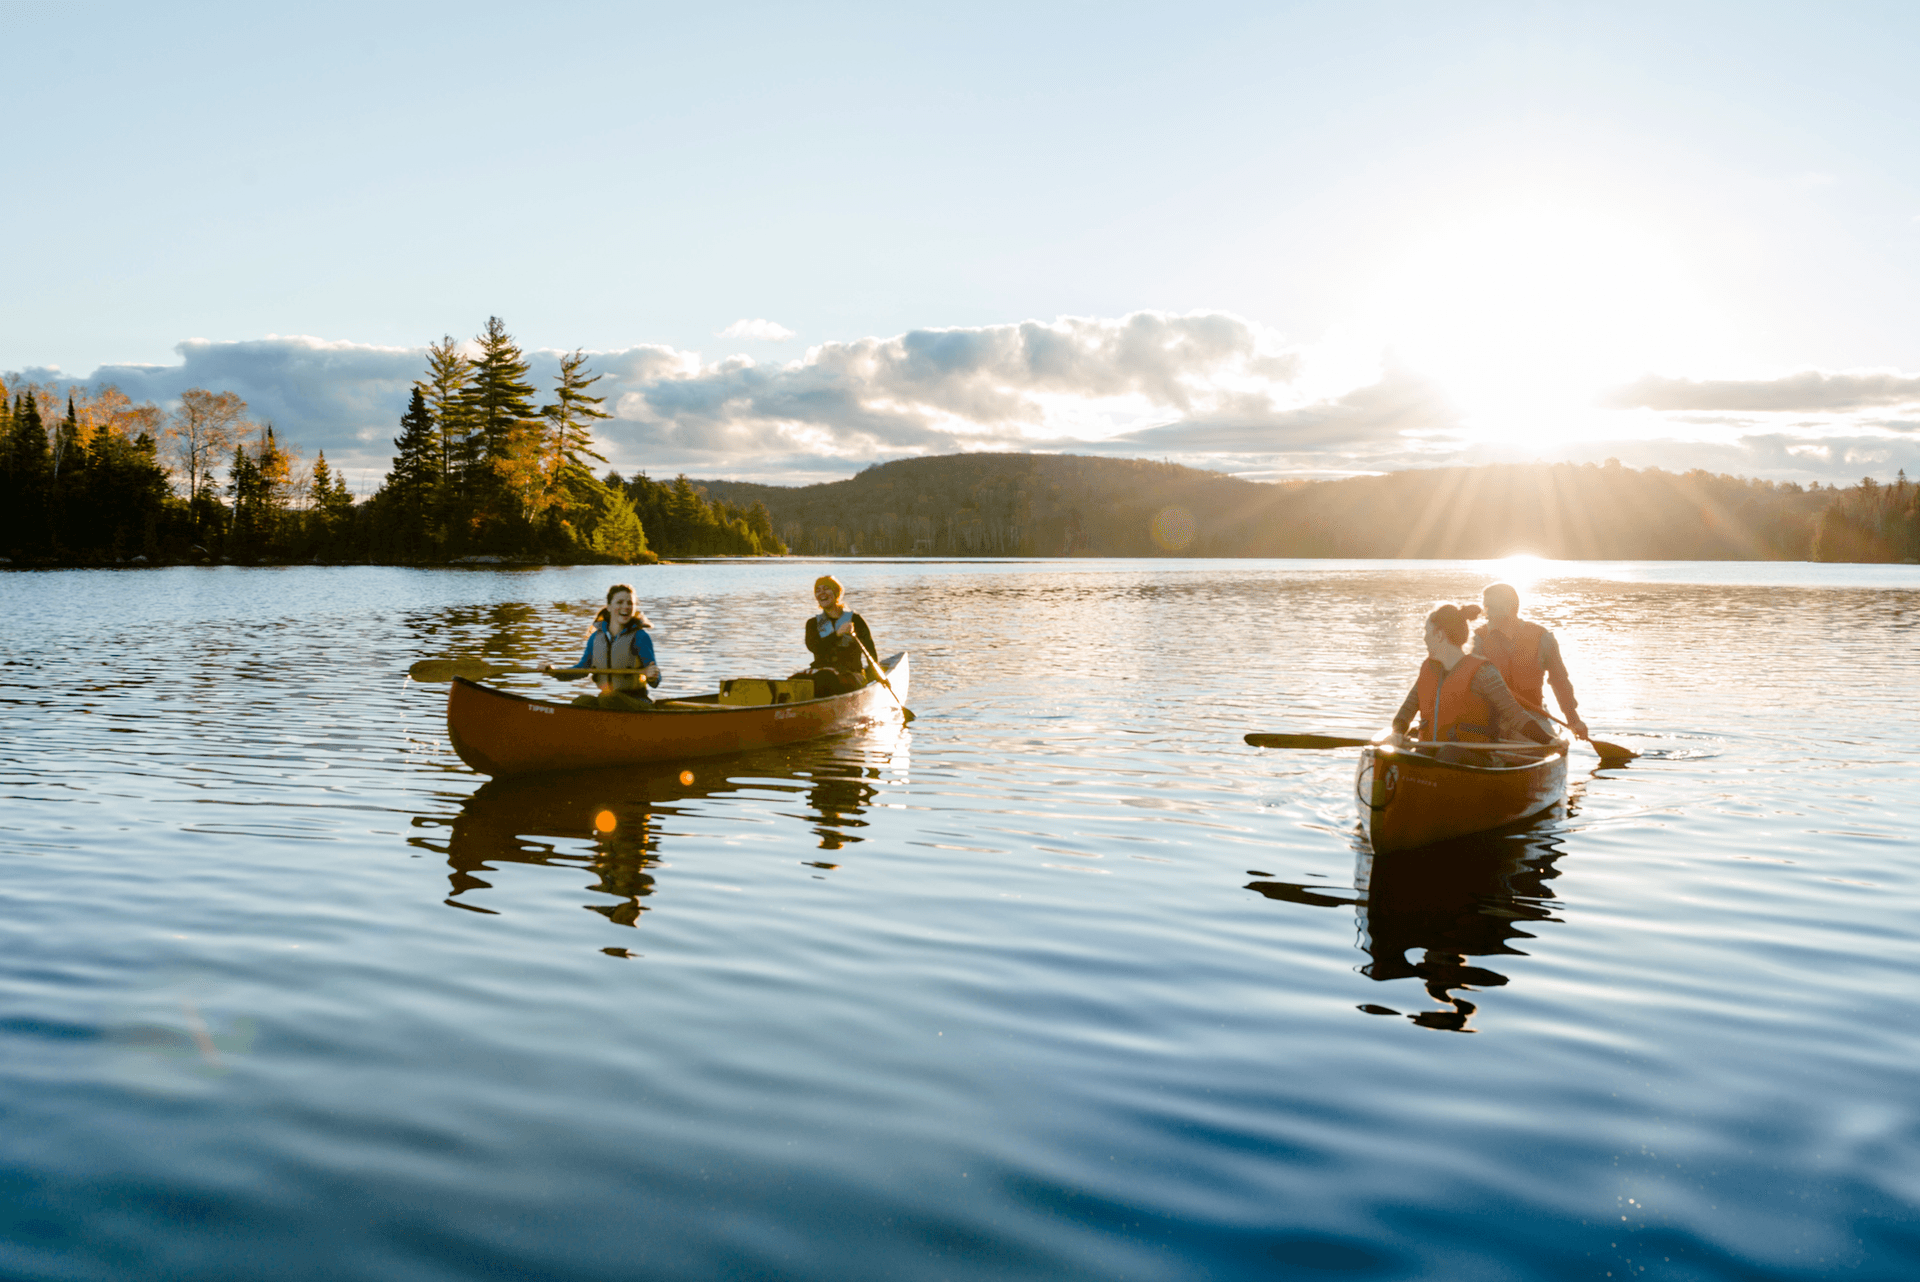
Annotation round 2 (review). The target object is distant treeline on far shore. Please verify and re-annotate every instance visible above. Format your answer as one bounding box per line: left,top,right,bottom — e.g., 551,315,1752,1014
0,317,783,567
4,348,1915,566
699,452,1920,563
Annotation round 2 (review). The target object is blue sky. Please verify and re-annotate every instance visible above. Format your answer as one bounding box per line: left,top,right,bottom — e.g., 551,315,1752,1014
5,1,1918,487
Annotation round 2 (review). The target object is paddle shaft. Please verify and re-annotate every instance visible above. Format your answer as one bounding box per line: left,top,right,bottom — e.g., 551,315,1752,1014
409,657,643,682
1245,732,1555,752
850,635,915,723
1521,699,1636,761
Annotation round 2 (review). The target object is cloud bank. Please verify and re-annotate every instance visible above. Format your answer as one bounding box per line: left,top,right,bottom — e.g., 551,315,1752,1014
1601,370,1920,412
13,314,1919,490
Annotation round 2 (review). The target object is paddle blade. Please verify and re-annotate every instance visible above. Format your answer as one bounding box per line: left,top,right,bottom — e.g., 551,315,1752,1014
408,657,512,683
1590,738,1637,763
1244,733,1373,750
900,706,917,723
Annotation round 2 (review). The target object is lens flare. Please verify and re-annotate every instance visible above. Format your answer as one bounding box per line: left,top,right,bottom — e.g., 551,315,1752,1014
1150,506,1195,552
679,770,695,786
593,810,617,834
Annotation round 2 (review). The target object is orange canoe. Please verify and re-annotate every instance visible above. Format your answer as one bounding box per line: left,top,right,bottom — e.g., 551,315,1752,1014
447,653,910,777
1354,733,1569,853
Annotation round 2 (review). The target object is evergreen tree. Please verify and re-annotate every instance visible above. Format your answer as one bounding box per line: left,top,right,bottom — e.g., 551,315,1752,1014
382,386,440,554
307,450,356,554
319,452,356,525
420,335,468,493
53,394,84,480
462,316,542,543
3,393,52,553
543,349,611,510
588,482,649,563
227,443,261,556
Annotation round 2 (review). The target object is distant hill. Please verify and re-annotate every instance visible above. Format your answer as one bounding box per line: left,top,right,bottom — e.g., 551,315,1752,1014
692,452,1908,560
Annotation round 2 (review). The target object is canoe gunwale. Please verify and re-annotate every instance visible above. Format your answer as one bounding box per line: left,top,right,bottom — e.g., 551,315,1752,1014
1374,738,1570,778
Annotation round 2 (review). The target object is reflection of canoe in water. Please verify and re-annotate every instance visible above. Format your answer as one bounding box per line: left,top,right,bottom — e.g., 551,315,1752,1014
1355,734,1570,854
447,652,909,777
1248,824,1571,1031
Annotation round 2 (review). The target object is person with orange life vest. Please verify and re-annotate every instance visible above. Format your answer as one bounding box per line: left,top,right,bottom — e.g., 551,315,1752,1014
1468,582,1590,741
1384,602,1554,754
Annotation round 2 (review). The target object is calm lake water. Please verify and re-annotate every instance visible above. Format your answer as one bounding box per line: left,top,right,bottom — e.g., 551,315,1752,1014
3,559,1917,1281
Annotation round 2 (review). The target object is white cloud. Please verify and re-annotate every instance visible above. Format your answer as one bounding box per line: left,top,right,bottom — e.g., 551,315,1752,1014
1600,369,1920,412
718,318,795,341
18,315,1918,491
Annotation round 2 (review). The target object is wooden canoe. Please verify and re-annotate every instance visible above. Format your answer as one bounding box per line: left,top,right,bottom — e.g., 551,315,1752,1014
1354,733,1570,854
447,652,910,777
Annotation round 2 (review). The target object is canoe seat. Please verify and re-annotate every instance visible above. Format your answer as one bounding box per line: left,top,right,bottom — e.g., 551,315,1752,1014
719,678,815,707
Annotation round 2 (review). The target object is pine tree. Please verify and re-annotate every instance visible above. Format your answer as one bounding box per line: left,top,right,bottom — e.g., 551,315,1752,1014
0,391,50,553
544,349,612,505
227,443,260,555
322,454,355,523
467,317,539,464
462,316,542,540
309,450,356,553
420,336,468,492
382,385,440,554
53,394,84,480
588,483,649,563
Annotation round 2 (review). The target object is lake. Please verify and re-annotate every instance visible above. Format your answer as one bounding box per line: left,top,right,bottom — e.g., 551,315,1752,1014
2,559,1916,1281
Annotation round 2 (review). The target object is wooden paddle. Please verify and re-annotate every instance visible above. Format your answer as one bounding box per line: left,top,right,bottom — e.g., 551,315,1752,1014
408,658,635,682
1524,703,1637,763
1244,732,1374,750
851,636,916,724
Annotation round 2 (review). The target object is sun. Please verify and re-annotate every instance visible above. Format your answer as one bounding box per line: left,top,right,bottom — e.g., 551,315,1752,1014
1357,194,1723,447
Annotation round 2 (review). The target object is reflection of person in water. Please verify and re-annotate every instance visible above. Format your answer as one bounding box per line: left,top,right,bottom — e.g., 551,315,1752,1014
1247,830,1567,1032
806,767,878,850
427,768,666,927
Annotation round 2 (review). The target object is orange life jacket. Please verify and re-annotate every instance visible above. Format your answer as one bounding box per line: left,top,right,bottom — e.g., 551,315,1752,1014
1414,654,1496,743
1473,619,1548,711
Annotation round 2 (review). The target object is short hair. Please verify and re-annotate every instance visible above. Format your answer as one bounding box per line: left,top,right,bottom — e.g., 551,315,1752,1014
1481,582,1521,620
813,575,843,599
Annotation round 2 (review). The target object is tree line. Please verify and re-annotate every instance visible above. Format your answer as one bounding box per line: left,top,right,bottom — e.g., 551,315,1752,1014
699,453,1920,563
365,317,781,562
0,317,784,565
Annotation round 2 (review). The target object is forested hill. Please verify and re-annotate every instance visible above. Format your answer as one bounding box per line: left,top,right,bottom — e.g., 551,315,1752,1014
696,452,1920,562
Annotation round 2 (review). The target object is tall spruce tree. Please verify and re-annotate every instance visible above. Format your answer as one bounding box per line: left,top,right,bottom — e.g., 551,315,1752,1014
462,316,542,542
53,394,83,480
541,349,612,521
6,393,52,552
383,385,440,553
227,443,261,556
420,336,468,493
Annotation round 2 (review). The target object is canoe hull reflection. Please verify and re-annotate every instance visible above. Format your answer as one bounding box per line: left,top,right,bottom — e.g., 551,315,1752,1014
1355,735,1570,853
447,652,909,776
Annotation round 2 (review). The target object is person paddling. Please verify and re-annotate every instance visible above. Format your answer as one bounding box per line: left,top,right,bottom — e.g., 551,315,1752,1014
542,583,660,711
1387,603,1553,754
796,575,875,698
1469,583,1590,741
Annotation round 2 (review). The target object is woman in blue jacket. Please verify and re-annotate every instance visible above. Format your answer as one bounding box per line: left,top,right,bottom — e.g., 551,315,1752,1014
542,583,660,711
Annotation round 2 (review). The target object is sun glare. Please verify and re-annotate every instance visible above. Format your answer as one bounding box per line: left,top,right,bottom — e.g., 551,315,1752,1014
1488,553,1550,585
1360,196,1723,447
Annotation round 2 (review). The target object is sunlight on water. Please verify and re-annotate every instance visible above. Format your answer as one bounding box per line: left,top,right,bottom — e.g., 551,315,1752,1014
2,560,1917,1280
